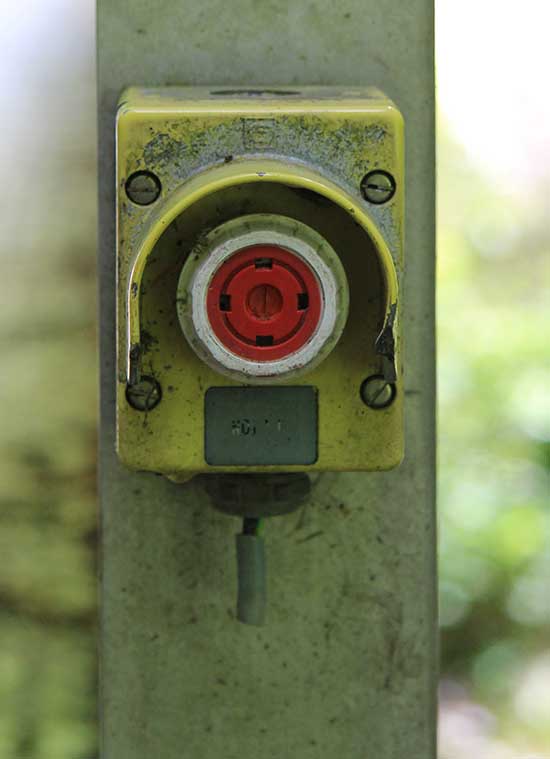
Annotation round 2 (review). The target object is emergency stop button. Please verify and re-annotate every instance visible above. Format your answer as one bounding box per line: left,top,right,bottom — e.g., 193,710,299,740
206,244,323,361
177,214,349,382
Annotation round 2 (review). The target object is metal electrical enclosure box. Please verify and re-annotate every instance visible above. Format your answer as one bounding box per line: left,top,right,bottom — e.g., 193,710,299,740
116,87,404,477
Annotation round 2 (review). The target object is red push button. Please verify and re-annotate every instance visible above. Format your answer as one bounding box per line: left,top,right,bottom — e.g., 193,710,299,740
247,284,284,320
206,244,323,361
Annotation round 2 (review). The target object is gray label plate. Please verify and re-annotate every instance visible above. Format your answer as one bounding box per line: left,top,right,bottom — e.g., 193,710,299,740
205,386,318,466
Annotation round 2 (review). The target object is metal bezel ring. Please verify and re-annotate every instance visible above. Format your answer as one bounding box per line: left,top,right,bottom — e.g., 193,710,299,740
176,215,349,382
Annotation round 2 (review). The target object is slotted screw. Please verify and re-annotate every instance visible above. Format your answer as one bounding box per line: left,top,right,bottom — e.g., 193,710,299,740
360,375,396,409
360,171,396,205
125,171,161,206
126,376,162,411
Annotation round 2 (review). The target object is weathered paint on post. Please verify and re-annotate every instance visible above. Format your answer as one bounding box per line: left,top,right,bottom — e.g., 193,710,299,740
97,2,436,758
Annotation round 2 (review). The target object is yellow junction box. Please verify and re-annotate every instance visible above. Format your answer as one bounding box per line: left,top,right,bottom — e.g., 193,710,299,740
116,86,405,478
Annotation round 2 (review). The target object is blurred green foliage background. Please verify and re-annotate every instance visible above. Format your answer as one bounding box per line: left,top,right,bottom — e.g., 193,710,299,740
1,3,98,757
437,129,550,758
1,1,548,758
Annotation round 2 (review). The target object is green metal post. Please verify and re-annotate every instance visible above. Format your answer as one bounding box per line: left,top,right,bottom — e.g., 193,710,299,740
97,3,436,757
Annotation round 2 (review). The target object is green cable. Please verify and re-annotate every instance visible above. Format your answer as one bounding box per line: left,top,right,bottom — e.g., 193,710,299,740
236,517,267,625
